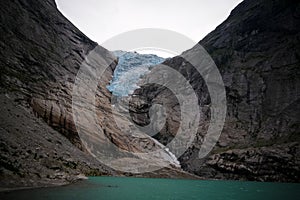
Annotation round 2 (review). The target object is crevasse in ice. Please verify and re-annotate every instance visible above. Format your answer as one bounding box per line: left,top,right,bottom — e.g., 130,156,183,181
107,51,165,96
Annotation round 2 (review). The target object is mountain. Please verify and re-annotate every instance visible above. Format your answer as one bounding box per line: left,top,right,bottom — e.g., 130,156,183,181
0,0,117,188
131,0,300,182
1,0,299,188
0,0,195,188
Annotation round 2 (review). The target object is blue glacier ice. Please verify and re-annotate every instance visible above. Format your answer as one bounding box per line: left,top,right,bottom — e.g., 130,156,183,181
107,51,165,96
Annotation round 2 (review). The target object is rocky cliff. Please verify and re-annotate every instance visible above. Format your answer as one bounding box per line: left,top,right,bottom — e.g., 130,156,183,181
0,0,195,188
131,0,300,182
0,0,114,188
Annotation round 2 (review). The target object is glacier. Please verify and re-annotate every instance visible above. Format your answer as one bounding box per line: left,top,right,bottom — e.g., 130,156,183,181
107,51,165,96
107,51,181,167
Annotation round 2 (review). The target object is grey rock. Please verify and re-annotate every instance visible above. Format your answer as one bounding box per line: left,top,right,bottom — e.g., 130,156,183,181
131,0,300,182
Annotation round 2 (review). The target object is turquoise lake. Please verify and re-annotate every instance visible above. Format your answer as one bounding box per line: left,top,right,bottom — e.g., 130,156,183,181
0,177,299,200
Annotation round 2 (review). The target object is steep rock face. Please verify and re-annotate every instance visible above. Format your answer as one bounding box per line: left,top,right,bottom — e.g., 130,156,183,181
0,0,195,188
0,93,114,188
0,0,117,187
131,0,300,182
0,0,100,149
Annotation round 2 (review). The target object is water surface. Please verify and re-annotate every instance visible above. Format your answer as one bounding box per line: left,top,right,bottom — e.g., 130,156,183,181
1,177,299,200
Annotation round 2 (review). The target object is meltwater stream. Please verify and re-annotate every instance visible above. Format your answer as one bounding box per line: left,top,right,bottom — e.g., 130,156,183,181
106,50,180,166
107,51,165,96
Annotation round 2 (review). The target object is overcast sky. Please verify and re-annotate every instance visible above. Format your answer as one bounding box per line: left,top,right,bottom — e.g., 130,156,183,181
56,0,242,55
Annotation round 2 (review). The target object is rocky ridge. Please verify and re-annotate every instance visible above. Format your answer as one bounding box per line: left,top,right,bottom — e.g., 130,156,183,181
131,0,300,182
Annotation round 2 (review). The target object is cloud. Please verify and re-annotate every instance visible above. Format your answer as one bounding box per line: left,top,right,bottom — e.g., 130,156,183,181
56,0,242,48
